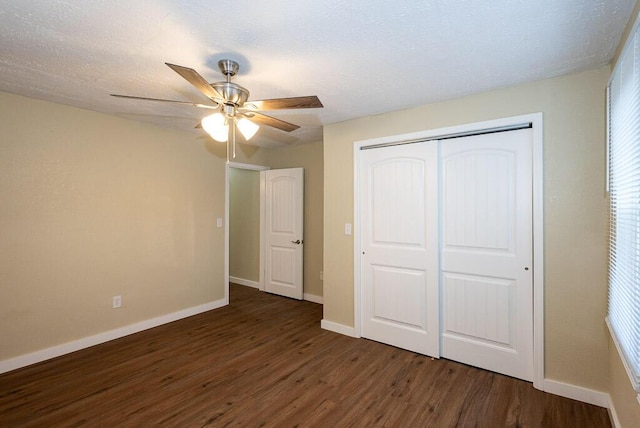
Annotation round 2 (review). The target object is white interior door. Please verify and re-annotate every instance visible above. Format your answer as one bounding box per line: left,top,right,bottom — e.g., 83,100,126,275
264,168,304,300
440,129,533,381
360,142,439,357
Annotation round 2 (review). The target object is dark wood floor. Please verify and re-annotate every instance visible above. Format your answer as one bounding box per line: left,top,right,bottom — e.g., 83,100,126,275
0,284,611,427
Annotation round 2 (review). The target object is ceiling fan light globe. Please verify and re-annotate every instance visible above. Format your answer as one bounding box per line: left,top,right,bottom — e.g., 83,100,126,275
237,117,260,140
202,112,228,142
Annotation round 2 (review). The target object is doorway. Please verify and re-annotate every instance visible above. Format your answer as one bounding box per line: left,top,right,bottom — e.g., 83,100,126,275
354,113,544,386
226,163,305,301
226,162,269,304
229,166,264,289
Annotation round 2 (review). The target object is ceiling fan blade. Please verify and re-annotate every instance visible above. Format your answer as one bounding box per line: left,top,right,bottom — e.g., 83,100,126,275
247,96,323,111
110,94,218,109
246,112,300,132
165,63,222,101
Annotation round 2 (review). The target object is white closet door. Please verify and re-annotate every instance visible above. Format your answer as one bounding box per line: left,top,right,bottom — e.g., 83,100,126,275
440,129,533,381
360,142,439,357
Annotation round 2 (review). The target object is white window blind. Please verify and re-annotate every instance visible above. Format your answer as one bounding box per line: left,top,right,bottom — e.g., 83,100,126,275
608,22,640,392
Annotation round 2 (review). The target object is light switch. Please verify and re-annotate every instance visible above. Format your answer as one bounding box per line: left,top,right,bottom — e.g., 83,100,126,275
345,223,352,235
216,218,223,228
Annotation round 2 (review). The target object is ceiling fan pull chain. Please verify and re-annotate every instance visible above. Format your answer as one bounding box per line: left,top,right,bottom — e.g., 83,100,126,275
232,123,237,159
226,134,229,163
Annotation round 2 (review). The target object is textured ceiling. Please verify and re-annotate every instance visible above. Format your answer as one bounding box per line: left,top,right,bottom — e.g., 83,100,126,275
0,1,635,147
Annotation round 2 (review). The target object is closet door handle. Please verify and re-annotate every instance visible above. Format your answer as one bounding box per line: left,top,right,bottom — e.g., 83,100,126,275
291,240,301,245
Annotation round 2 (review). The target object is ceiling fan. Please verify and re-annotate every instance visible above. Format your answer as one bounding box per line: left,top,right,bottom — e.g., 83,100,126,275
111,59,323,158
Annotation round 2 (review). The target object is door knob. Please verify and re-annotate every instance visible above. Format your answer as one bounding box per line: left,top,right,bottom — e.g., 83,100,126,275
291,239,301,244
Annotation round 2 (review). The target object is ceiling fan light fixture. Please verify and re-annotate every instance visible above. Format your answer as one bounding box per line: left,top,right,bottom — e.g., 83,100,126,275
201,112,228,142
236,117,260,141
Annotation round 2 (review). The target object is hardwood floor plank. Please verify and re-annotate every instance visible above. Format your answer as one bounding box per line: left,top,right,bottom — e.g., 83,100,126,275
0,284,611,427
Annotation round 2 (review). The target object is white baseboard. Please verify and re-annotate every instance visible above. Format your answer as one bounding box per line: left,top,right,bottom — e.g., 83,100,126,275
0,298,227,375
229,276,260,289
542,379,610,408
304,293,324,304
321,319,357,337
230,277,323,304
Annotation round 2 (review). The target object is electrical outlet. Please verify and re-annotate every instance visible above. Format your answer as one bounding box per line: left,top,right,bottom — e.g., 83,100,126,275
216,218,223,228
112,295,122,309
344,223,352,235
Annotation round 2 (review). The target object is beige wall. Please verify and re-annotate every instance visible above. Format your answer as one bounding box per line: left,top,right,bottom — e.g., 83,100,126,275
264,142,324,298
323,67,610,391
227,143,270,166
608,2,640,425
0,92,227,361
229,168,261,282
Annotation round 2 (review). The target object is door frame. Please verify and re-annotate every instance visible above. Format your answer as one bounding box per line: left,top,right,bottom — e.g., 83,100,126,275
225,161,270,304
352,112,544,389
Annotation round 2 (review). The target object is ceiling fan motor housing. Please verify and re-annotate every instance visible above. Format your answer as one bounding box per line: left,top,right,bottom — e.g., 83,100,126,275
211,82,249,107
